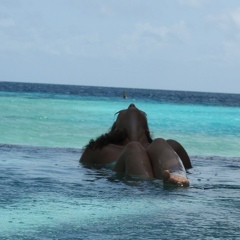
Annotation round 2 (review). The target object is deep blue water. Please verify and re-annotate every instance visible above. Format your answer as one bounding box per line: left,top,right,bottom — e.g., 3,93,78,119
1,81,240,107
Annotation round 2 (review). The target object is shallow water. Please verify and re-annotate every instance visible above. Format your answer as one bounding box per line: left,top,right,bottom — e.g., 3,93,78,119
1,85,240,157
0,82,240,239
1,144,240,239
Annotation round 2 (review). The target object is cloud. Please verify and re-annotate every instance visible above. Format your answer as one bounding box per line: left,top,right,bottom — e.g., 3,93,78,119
205,14,229,31
205,7,240,59
171,21,190,42
178,0,203,7
206,7,240,30
229,7,240,28
118,21,190,56
223,40,240,58
99,5,114,17
0,18,15,27
31,32,101,57
0,20,101,57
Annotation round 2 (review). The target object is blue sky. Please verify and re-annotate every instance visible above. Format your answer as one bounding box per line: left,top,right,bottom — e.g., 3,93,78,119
1,0,240,93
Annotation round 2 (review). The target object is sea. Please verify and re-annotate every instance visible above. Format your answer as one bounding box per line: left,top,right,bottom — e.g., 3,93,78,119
0,81,240,239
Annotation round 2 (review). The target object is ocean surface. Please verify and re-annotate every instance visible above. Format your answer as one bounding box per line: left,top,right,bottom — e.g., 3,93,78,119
1,82,240,239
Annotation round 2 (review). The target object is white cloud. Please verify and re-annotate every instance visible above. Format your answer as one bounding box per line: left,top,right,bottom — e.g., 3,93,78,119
206,7,240,30
205,14,229,31
229,7,240,28
29,31,101,57
118,23,167,55
223,40,240,58
205,7,240,59
178,0,203,7
99,5,114,17
171,21,190,42
0,18,15,27
118,21,190,55
0,22,101,57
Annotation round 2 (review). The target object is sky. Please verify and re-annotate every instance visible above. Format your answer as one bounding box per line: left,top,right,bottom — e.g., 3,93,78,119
1,0,240,93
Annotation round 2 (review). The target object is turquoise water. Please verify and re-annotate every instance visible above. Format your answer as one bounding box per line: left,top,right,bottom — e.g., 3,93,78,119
1,91,240,156
1,83,240,239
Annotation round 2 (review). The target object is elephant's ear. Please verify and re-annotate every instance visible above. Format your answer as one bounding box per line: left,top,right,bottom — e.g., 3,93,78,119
166,139,192,169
